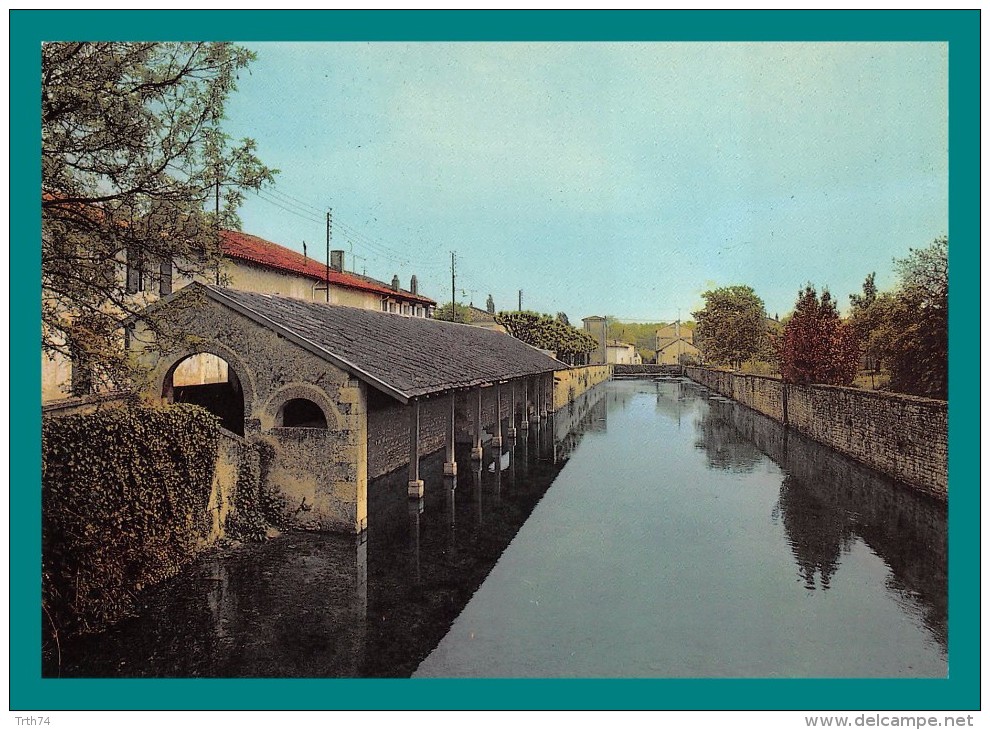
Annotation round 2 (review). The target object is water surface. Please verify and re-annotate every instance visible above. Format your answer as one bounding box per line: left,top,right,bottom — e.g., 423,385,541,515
47,378,946,678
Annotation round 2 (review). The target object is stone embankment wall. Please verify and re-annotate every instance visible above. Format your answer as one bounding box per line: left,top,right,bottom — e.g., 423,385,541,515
684,367,947,501
612,364,682,377
552,365,611,411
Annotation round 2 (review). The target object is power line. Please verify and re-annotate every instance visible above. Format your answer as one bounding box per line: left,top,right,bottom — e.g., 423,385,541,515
253,191,324,225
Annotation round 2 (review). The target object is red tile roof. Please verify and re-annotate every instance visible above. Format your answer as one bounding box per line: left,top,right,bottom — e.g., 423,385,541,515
220,230,435,306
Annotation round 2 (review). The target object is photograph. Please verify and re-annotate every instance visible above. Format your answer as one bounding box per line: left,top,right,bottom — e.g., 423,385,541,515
14,8,979,716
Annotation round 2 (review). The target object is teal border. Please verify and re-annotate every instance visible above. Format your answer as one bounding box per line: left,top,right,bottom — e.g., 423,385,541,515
12,10,979,711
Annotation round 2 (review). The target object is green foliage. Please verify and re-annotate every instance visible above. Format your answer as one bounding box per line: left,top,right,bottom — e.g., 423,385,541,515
848,273,888,374
42,404,220,639
226,445,266,541
607,320,676,362
42,42,276,389
226,439,284,539
494,310,598,365
693,286,768,368
780,285,860,386
434,301,473,323
869,237,947,399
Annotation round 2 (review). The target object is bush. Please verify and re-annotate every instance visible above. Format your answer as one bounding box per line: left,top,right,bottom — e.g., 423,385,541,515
42,404,220,639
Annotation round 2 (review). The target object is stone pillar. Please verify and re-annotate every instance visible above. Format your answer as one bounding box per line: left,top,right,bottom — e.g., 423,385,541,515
492,382,503,447
520,379,530,431
407,399,424,498
471,386,484,460
507,380,518,439
444,391,457,476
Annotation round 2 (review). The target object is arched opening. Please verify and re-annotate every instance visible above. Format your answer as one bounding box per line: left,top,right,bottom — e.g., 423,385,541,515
278,398,328,429
163,352,245,436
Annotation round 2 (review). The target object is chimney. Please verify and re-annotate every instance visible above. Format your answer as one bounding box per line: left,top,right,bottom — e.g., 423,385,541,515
330,249,344,272
410,275,418,295
391,274,400,292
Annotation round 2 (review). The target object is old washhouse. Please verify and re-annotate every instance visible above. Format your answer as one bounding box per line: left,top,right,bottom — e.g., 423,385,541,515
130,282,578,533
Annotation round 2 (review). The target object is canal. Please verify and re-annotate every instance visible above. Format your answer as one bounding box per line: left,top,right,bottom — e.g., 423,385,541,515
46,377,947,679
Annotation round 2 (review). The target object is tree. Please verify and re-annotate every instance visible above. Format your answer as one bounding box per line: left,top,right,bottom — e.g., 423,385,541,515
693,285,767,368
844,238,948,399
779,285,859,385
434,302,473,323
848,272,888,375
494,311,597,365
42,42,276,391
885,237,948,399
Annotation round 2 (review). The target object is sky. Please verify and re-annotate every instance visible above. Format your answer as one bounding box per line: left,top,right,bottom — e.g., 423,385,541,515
222,42,947,323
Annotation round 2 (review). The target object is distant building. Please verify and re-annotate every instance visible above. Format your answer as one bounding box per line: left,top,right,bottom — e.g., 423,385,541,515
43,227,437,403
655,321,701,365
464,295,507,333
582,316,608,365
219,230,435,316
606,340,641,365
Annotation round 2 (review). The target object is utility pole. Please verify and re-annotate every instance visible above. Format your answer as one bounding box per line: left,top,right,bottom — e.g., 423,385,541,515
518,289,523,312
450,251,456,321
325,209,332,303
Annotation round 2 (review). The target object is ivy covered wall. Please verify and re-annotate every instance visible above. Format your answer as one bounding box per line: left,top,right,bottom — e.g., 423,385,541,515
43,404,225,639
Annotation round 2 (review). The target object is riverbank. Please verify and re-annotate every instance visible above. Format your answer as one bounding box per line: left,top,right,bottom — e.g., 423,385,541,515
684,366,947,501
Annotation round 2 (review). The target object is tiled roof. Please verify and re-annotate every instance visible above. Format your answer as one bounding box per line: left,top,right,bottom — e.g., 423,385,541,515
220,230,436,306
197,284,565,402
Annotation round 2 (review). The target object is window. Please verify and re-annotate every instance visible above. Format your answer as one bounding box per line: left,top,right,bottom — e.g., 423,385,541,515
125,247,141,294
381,299,388,312
280,398,328,428
159,259,173,296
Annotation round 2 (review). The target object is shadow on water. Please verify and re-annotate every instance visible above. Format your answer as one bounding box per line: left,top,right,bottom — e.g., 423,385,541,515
44,385,610,678
688,380,947,651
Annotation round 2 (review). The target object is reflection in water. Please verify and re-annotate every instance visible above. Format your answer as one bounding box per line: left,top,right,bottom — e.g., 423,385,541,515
690,387,947,648
46,378,946,678
46,383,609,678
416,378,946,677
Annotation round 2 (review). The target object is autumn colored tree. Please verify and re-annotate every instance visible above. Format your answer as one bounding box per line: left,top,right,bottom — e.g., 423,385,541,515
693,285,767,368
780,285,859,386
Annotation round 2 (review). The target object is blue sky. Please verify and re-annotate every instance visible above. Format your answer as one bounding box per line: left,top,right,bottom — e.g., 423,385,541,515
223,42,947,323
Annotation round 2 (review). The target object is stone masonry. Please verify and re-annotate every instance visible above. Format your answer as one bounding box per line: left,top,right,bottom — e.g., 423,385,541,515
684,367,947,501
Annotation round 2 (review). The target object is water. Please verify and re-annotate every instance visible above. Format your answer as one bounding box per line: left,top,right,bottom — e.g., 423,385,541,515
46,378,946,678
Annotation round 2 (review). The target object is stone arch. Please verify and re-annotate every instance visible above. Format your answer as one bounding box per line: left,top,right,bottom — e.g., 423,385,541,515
154,341,259,435
262,383,344,432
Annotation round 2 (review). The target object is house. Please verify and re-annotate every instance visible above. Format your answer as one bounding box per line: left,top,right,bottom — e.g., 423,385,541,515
580,316,640,365
217,230,435,317
582,316,608,365
464,296,507,333
42,228,437,403
655,321,702,365
605,340,641,365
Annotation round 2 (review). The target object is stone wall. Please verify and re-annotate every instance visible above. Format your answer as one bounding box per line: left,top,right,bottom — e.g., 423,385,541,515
552,365,611,411
367,380,537,481
206,430,253,544
684,367,947,500
366,367,610,483
133,297,370,532
612,364,682,376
